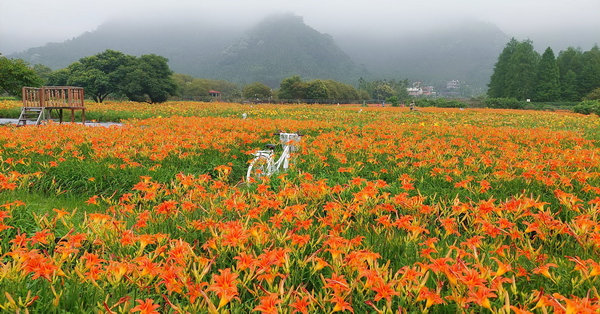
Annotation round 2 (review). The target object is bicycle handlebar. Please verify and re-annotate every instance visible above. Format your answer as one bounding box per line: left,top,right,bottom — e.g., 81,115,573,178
273,131,303,136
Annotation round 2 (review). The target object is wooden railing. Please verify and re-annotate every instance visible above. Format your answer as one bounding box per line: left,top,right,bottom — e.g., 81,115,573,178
22,86,85,108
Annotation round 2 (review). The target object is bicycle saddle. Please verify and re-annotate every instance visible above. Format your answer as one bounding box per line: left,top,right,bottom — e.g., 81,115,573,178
265,144,277,149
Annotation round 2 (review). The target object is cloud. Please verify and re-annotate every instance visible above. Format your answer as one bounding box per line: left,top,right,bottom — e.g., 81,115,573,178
1,0,599,55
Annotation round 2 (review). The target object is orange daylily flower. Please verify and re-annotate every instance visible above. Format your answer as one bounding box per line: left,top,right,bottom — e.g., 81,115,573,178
289,295,311,314
253,293,281,314
532,263,558,280
330,293,354,313
416,286,444,308
371,280,400,302
207,268,239,308
466,287,497,309
130,298,160,314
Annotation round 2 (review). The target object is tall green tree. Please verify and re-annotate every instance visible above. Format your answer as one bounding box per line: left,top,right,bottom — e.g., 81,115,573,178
560,70,580,101
487,38,519,98
0,56,43,97
577,45,600,98
557,47,584,101
534,47,560,101
504,40,539,100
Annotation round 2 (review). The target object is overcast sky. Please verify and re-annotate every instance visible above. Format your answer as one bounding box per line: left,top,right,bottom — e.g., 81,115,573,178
1,0,599,55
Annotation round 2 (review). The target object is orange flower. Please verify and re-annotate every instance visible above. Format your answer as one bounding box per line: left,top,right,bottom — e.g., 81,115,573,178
416,286,444,308
532,263,558,281
329,293,354,313
372,280,400,302
478,179,491,193
130,298,160,314
207,268,239,308
85,195,99,205
324,273,351,294
253,293,281,314
289,295,311,314
234,252,257,271
466,286,497,309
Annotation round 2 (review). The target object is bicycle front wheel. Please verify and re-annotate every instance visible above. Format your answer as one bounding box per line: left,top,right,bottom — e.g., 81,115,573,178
246,155,273,183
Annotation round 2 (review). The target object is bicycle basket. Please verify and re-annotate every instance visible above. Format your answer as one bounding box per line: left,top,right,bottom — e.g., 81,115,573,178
280,133,301,152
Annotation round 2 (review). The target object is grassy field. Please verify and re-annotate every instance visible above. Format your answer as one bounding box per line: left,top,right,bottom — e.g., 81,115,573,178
1,100,600,313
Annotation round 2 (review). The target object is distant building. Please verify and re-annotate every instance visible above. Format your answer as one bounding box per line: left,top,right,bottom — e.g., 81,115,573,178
422,85,435,96
441,80,461,97
407,82,435,96
446,80,460,90
209,90,221,101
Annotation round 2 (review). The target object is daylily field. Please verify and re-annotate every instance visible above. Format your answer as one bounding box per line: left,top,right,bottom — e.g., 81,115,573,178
1,100,600,313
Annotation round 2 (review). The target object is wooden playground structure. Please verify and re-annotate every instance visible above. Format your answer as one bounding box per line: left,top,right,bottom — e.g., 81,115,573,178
19,86,86,126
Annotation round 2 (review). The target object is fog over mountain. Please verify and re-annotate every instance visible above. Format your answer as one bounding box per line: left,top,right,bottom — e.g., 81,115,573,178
2,0,598,55
6,13,511,93
2,0,598,94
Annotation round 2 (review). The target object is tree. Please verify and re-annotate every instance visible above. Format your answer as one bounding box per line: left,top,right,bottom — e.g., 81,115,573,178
358,78,408,101
48,50,134,102
0,56,43,97
487,38,519,98
121,54,179,103
277,76,306,100
373,84,395,100
557,47,584,101
47,50,178,103
534,47,560,101
243,82,272,100
66,64,113,103
584,87,600,101
173,74,210,99
47,68,70,86
560,70,580,101
305,79,330,100
577,45,600,98
322,80,363,101
504,40,539,100
32,64,53,84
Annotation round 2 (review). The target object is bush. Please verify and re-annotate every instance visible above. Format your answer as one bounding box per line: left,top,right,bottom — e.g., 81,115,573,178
413,98,466,108
484,98,525,109
386,96,399,107
572,100,600,115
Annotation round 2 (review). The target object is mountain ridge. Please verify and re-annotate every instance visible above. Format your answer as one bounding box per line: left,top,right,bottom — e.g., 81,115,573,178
8,13,510,93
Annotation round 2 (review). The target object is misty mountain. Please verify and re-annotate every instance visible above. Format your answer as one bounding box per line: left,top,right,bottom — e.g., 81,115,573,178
9,13,510,93
8,18,244,74
206,14,367,87
334,20,509,94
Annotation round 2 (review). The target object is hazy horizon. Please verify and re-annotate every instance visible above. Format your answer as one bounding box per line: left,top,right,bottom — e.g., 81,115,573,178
1,0,599,55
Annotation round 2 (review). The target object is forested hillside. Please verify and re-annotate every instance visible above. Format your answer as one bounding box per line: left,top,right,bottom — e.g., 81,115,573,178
209,14,367,87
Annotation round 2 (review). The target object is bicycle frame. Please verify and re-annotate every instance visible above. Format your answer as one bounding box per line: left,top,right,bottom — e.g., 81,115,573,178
247,132,301,182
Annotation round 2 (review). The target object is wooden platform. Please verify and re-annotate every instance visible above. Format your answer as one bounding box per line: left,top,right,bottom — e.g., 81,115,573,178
20,86,85,125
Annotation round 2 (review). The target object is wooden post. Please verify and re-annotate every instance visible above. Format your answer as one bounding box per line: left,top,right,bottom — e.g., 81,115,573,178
38,87,44,108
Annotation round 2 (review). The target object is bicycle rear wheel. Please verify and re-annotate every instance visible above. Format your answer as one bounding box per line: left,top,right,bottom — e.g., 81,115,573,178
246,155,273,183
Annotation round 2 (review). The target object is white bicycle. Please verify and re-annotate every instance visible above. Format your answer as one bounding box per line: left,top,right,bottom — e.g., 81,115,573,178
246,132,302,183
